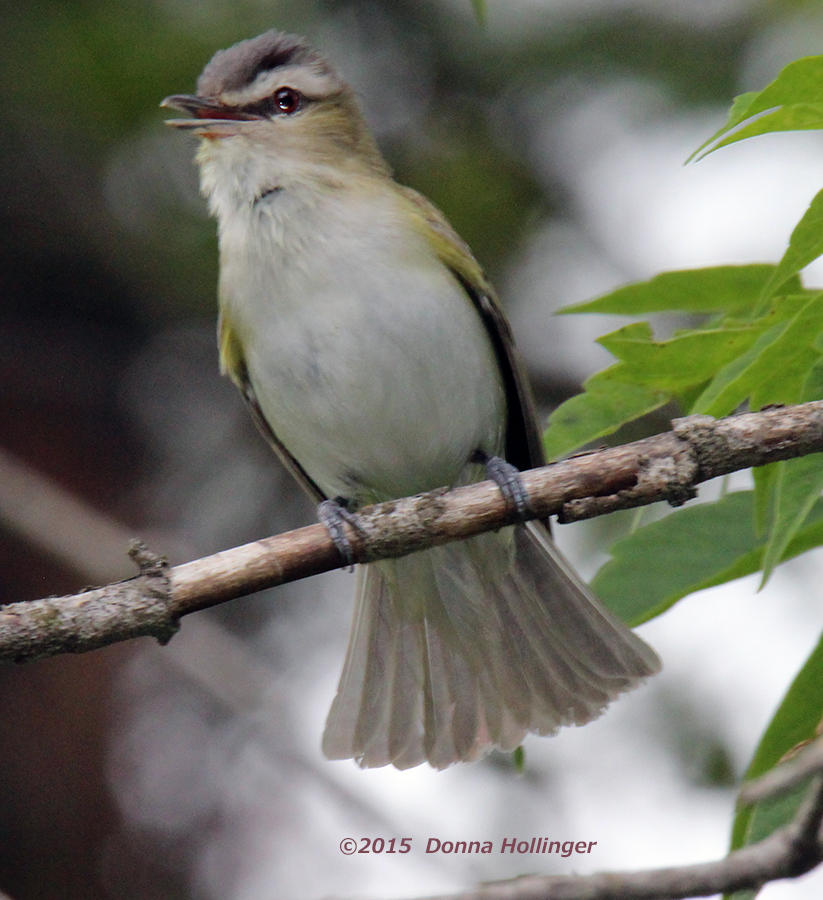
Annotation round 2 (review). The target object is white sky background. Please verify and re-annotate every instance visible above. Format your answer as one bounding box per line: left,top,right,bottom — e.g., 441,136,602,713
108,2,823,898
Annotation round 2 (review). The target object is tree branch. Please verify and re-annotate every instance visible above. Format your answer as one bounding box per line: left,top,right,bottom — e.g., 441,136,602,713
4,403,823,899
740,735,823,806
2,400,823,664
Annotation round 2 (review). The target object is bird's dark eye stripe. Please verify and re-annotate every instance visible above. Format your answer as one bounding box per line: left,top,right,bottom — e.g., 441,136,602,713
240,97,279,117
239,89,304,118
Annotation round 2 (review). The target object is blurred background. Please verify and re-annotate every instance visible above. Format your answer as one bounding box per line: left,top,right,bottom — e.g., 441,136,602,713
3,0,823,897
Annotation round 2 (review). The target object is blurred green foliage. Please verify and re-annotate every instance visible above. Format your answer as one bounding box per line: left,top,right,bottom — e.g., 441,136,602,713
0,0,761,328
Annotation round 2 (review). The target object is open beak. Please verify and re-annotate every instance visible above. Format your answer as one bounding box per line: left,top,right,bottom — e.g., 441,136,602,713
160,94,264,135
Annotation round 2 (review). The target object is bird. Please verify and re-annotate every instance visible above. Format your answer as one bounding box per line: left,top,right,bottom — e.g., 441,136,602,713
161,29,659,770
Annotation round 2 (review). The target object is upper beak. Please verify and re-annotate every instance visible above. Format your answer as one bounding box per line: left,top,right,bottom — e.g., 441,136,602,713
160,94,264,134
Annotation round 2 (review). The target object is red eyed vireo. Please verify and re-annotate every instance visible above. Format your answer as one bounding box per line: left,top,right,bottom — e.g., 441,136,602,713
162,30,659,770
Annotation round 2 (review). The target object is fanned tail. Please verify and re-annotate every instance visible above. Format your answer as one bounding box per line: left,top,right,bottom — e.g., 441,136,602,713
322,522,660,769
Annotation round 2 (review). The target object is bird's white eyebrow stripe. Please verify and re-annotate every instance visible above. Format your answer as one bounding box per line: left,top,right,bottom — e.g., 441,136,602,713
220,65,340,106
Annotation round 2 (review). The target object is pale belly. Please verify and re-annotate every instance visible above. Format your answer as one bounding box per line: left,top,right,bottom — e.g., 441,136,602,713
233,260,507,504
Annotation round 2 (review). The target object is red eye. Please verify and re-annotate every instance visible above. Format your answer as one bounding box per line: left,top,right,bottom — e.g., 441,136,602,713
274,87,302,114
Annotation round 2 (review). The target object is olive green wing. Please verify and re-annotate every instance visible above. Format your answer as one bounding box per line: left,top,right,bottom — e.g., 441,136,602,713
218,311,327,503
397,184,544,471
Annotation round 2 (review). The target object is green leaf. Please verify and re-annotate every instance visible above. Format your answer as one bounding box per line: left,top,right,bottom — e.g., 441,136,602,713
544,319,771,460
689,90,760,163
700,103,823,160
543,365,667,461
761,189,823,301
470,0,487,24
593,493,759,625
691,294,823,417
690,322,788,417
752,464,778,537
744,298,823,399
801,354,823,400
760,455,823,586
746,336,823,543
758,357,823,585
553,273,818,463
726,781,813,900
726,633,823,900
601,323,764,392
592,493,823,626
690,55,823,161
563,265,789,317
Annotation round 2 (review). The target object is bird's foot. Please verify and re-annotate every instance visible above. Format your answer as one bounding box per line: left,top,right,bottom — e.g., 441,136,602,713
318,497,363,570
472,450,531,521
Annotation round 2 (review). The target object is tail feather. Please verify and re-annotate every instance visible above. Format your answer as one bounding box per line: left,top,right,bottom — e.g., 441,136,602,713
351,575,392,761
387,617,425,766
322,522,660,769
424,580,485,765
492,585,590,730
421,617,461,766
502,567,620,721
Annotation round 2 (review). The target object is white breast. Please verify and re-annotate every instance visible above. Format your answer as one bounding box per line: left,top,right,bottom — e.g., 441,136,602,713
215,179,506,504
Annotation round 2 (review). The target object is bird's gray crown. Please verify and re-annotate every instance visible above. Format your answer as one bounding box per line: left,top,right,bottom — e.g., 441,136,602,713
196,30,336,98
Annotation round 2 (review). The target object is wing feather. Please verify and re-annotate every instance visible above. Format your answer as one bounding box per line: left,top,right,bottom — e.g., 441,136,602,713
396,184,543,472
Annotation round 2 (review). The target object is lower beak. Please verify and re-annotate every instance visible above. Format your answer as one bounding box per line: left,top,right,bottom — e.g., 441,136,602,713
160,94,263,134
